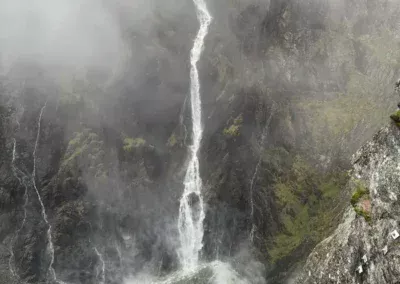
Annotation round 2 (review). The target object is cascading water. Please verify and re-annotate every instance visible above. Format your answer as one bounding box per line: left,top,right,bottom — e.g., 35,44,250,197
249,103,275,242
177,0,212,270
32,103,59,283
9,138,29,279
94,247,106,284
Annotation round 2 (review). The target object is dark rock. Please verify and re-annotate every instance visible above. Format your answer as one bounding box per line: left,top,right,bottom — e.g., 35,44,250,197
187,192,200,207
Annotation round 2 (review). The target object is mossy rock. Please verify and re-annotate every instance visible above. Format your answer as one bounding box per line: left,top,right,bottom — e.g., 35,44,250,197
123,137,146,152
268,154,349,263
350,181,371,222
223,114,243,138
167,133,178,148
350,181,369,207
354,207,371,223
223,124,241,137
63,129,104,169
390,110,400,126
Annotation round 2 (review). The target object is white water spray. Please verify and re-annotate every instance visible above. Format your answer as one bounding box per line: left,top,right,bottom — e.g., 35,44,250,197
32,103,58,282
177,0,212,270
94,247,106,284
249,104,275,242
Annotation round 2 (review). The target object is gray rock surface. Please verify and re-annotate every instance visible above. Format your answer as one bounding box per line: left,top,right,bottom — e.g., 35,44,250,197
295,124,400,284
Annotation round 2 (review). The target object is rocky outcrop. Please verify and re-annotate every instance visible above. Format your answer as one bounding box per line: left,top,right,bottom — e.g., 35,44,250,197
295,123,400,284
2,0,400,283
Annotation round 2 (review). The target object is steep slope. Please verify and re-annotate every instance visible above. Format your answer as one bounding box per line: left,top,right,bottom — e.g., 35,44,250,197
295,122,400,284
199,0,400,280
1,0,400,283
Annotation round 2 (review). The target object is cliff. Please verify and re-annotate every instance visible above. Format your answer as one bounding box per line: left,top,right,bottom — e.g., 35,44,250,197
1,0,400,283
295,123,400,284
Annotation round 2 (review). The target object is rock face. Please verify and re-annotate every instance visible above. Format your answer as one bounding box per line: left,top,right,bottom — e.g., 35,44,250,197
2,0,400,283
295,124,400,284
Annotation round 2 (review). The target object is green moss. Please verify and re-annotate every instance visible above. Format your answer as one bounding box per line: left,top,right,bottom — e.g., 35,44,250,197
275,183,297,207
262,147,292,173
354,207,371,223
63,129,103,169
223,124,240,137
350,181,369,207
269,206,311,263
223,114,243,138
68,132,84,146
123,137,146,152
268,155,349,263
350,180,371,222
167,133,178,147
390,110,400,126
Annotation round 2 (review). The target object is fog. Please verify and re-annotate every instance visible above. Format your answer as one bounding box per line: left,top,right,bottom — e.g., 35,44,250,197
1,0,400,283
0,0,122,72
0,0,197,78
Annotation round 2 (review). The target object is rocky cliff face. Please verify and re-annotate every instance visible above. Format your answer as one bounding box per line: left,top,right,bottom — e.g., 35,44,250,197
294,123,400,284
1,0,400,283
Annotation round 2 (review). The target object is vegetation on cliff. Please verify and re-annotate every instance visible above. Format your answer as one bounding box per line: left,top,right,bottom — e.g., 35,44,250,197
390,110,400,126
223,114,243,138
267,154,348,264
63,129,106,179
123,137,146,152
350,180,371,223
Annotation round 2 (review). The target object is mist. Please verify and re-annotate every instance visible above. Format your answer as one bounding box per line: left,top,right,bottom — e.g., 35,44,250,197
0,0,123,73
0,0,400,283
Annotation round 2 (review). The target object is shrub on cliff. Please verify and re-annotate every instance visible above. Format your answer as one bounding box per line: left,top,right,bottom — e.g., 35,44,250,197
350,180,371,222
123,137,146,152
390,110,400,126
223,115,243,138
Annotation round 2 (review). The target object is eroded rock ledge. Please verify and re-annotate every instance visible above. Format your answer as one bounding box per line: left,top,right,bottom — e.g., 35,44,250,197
295,124,400,284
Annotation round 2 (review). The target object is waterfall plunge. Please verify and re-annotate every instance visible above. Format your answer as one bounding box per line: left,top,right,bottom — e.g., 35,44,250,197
177,0,212,270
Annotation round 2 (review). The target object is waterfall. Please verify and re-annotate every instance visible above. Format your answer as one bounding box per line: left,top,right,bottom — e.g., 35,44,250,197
32,103,58,282
249,103,275,242
177,0,212,270
94,247,106,284
9,138,29,279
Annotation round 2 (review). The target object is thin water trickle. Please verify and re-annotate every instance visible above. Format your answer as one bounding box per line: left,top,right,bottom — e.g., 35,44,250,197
177,0,212,270
32,102,59,282
9,135,30,280
249,103,275,242
94,247,106,284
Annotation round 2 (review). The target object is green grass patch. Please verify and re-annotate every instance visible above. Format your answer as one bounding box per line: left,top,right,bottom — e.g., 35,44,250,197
350,181,369,207
350,180,371,222
390,110,400,126
354,207,371,223
167,133,178,147
267,155,349,263
62,130,106,180
123,137,146,152
223,114,243,138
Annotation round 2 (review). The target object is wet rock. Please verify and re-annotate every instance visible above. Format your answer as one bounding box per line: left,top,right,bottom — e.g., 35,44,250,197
187,192,200,207
295,124,400,284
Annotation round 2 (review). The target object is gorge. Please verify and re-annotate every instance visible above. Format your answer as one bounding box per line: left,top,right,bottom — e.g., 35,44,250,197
1,0,400,283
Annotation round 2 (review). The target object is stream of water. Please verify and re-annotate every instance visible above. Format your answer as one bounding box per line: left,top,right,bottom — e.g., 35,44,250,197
32,102,59,283
177,0,212,271
249,103,276,242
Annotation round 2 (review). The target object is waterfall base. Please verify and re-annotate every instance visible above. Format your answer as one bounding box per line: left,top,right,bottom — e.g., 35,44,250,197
124,261,251,284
